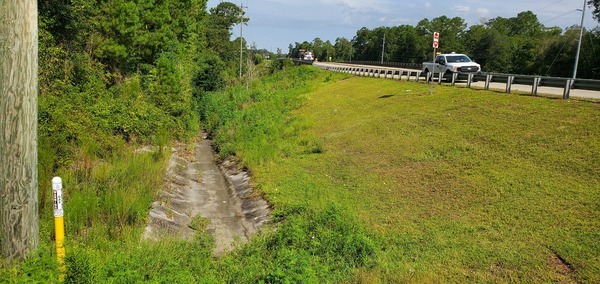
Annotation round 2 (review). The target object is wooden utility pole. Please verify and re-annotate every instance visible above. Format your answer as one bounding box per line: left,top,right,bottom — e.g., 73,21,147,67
0,0,39,263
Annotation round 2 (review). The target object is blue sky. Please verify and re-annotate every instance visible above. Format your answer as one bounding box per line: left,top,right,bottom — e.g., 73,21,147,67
206,0,599,53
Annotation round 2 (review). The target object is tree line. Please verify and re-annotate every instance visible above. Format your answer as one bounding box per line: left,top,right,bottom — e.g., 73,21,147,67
290,11,600,79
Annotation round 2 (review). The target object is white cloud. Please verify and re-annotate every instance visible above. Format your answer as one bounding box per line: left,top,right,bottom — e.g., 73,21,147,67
424,2,432,9
451,5,470,13
315,0,392,12
477,8,490,17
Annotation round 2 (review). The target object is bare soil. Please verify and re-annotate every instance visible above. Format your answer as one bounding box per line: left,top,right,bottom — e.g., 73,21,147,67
143,133,270,256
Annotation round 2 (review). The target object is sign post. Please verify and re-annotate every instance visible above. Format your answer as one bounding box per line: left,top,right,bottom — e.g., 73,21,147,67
431,32,440,94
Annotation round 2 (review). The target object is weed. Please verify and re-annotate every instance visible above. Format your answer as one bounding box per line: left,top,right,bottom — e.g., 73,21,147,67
189,214,210,231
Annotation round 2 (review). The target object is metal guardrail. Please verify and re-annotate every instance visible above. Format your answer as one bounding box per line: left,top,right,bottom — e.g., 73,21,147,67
317,63,600,99
347,61,423,70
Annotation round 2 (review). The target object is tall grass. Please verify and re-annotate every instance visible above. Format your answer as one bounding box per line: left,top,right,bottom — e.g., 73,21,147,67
2,66,372,283
199,66,333,167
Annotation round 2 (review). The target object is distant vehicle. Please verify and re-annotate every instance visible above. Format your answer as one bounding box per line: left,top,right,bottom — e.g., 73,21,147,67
422,53,480,80
299,49,315,62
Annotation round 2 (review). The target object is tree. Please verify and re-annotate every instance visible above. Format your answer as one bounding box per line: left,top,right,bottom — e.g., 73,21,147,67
416,16,467,53
334,37,353,61
352,27,383,61
207,1,246,69
312,37,324,60
1,0,39,263
464,25,512,73
589,0,600,21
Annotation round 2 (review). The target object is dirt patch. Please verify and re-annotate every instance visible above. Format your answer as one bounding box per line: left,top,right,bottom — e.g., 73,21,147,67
549,253,574,275
143,133,270,256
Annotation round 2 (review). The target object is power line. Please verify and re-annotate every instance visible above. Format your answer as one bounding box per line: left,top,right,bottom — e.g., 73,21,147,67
541,9,579,25
535,0,566,13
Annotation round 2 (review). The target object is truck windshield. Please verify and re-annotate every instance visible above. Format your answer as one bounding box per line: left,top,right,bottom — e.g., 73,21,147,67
446,55,472,63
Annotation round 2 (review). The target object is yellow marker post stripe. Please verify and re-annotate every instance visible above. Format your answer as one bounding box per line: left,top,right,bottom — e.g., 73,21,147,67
52,177,66,275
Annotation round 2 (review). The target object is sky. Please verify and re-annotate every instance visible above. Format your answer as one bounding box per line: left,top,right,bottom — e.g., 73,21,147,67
206,0,599,53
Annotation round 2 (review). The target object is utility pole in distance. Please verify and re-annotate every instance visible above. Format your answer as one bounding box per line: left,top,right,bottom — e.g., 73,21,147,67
381,34,386,64
239,2,247,79
573,0,586,80
0,0,39,263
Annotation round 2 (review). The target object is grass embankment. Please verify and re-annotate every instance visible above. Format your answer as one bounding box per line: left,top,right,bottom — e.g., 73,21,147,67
205,67,599,282
1,66,374,283
2,66,598,283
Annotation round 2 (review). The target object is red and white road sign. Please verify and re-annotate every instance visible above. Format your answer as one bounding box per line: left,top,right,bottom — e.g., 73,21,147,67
433,32,440,48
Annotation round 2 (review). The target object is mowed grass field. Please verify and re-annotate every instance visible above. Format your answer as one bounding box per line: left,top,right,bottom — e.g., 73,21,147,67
252,75,600,282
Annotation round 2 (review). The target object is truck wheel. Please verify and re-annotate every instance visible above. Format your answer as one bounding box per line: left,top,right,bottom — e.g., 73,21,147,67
444,71,453,82
423,69,430,81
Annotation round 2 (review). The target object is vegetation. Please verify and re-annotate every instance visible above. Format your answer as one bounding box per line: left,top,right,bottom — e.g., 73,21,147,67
2,0,599,281
290,11,600,79
3,44,599,281
201,66,599,282
300,74,599,282
590,0,600,20
217,66,600,283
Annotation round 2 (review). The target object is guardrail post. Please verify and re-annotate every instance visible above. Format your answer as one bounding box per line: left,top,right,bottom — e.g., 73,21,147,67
532,77,541,96
426,72,431,82
437,73,443,84
506,76,515,94
415,71,421,82
467,74,474,88
485,74,492,90
406,71,411,81
563,80,572,99
451,73,458,86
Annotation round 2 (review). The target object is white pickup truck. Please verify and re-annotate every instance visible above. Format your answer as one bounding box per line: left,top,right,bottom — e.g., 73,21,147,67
422,53,481,80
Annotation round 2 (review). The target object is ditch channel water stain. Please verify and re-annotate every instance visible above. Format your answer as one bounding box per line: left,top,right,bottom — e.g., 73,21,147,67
143,133,271,256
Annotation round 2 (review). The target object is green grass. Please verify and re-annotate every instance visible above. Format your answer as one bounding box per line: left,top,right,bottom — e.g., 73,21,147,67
247,74,600,282
3,66,598,283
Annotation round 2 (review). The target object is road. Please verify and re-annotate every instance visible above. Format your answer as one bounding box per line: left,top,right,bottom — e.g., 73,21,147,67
314,62,600,100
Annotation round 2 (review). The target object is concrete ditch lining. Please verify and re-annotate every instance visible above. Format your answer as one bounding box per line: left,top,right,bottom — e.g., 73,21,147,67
143,133,271,256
